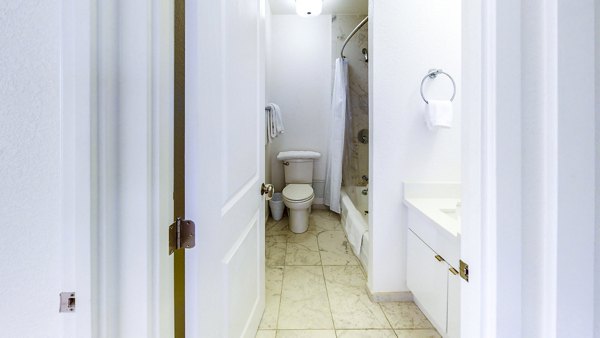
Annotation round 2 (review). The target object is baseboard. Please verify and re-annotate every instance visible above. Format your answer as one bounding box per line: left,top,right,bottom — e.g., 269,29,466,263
311,203,327,210
366,286,413,303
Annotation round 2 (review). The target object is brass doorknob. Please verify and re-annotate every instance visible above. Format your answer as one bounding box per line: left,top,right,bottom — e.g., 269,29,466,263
261,183,274,200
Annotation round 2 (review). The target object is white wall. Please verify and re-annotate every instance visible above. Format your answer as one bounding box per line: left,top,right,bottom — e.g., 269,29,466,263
369,0,462,293
0,1,63,336
267,15,332,201
594,0,600,338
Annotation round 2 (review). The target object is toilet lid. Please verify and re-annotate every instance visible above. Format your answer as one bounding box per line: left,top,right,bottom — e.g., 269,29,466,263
282,184,314,201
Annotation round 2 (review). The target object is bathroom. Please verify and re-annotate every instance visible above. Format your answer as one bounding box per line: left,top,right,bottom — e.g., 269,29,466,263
3,0,598,336
261,0,462,337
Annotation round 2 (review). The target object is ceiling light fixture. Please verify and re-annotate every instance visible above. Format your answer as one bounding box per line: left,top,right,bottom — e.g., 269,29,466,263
295,0,323,17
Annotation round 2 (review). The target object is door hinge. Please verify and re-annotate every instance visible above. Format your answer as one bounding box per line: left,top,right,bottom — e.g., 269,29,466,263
59,292,76,313
459,259,469,282
169,217,195,255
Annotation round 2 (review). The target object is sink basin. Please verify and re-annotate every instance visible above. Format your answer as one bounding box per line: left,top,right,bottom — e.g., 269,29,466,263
403,198,461,237
440,208,458,220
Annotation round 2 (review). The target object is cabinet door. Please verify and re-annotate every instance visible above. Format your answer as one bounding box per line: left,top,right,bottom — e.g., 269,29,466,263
447,268,461,338
407,230,448,333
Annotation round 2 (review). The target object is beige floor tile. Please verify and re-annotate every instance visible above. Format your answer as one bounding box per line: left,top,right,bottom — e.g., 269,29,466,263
380,302,433,329
336,330,398,338
318,231,359,266
266,216,278,226
256,330,277,338
266,235,287,266
309,210,342,233
267,217,291,236
259,266,284,329
285,232,321,266
276,330,337,338
323,266,390,329
395,329,441,338
278,266,334,329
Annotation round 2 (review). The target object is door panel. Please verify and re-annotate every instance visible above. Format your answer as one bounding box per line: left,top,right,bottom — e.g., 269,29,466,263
222,214,260,337
221,0,260,204
185,0,266,336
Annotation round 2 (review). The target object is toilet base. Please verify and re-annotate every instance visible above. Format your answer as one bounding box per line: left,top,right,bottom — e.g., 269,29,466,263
288,207,310,233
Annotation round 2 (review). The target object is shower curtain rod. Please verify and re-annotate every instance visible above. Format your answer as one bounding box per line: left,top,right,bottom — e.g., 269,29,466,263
340,16,369,59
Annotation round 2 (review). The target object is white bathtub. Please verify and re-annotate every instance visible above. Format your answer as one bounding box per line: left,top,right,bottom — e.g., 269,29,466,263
340,186,369,271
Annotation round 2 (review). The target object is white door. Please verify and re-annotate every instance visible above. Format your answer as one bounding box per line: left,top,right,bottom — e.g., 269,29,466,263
184,0,267,337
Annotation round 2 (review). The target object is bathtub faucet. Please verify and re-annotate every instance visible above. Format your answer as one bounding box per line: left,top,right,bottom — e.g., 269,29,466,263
362,188,368,196
362,175,369,183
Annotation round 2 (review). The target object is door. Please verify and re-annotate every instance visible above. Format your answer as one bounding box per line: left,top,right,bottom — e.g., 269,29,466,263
184,0,267,337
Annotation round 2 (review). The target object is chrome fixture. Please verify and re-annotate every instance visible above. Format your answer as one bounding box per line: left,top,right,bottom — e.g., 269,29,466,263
362,189,368,196
362,175,369,182
340,16,368,59
420,69,457,104
362,48,369,62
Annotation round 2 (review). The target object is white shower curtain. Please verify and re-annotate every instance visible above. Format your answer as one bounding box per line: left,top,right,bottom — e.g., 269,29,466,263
324,58,349,214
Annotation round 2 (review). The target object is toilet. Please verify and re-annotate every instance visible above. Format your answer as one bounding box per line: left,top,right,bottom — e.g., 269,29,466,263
277,151,321,233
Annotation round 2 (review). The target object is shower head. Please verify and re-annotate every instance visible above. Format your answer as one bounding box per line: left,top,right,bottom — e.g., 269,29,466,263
362,48,368,62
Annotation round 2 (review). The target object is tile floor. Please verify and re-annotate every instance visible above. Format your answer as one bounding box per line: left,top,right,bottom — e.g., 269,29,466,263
257,209,441,338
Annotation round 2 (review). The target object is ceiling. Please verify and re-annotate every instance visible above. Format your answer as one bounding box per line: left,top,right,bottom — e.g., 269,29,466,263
269,0,368,15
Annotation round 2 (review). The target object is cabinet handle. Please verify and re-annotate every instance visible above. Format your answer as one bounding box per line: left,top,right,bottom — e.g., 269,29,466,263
434,255,445,262
449,267,459,275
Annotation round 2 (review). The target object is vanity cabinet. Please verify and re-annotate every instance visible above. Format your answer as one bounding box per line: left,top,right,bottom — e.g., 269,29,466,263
403,183,461,338
407,229,460,338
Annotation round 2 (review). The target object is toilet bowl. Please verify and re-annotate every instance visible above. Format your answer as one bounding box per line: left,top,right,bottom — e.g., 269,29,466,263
282,184,315,233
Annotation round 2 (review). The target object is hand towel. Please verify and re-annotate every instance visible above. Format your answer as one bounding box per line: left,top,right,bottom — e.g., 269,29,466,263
426,100,453,130
267,103,285,143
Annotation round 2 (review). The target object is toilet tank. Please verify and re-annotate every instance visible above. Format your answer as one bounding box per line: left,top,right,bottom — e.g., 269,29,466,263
277,151,321,184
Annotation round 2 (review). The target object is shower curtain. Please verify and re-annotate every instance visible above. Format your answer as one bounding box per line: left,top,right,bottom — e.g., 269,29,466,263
324,58,349,213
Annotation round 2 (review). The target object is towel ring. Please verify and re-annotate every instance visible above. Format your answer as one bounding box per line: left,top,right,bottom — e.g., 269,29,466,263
420,69,456,104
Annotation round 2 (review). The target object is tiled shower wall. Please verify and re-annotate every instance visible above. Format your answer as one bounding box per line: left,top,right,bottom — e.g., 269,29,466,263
332,15,369,187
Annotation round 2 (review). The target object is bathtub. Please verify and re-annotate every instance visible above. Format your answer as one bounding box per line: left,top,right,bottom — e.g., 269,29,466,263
340,186,369,271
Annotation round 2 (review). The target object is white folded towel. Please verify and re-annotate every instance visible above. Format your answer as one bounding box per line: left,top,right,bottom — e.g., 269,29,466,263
426,100,453,130
340,194,368,257
267,103,285,143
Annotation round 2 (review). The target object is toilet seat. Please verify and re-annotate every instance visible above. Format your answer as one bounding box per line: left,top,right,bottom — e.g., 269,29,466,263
282,184,314,203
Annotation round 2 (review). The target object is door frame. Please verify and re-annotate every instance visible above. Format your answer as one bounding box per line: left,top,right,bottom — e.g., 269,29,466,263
462,1,596,337
64,0,176,336
462,0,524,335
93,0,176,336
60,0,94,336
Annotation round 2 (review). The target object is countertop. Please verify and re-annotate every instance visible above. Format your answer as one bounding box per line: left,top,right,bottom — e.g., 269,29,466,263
403,197,461,237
